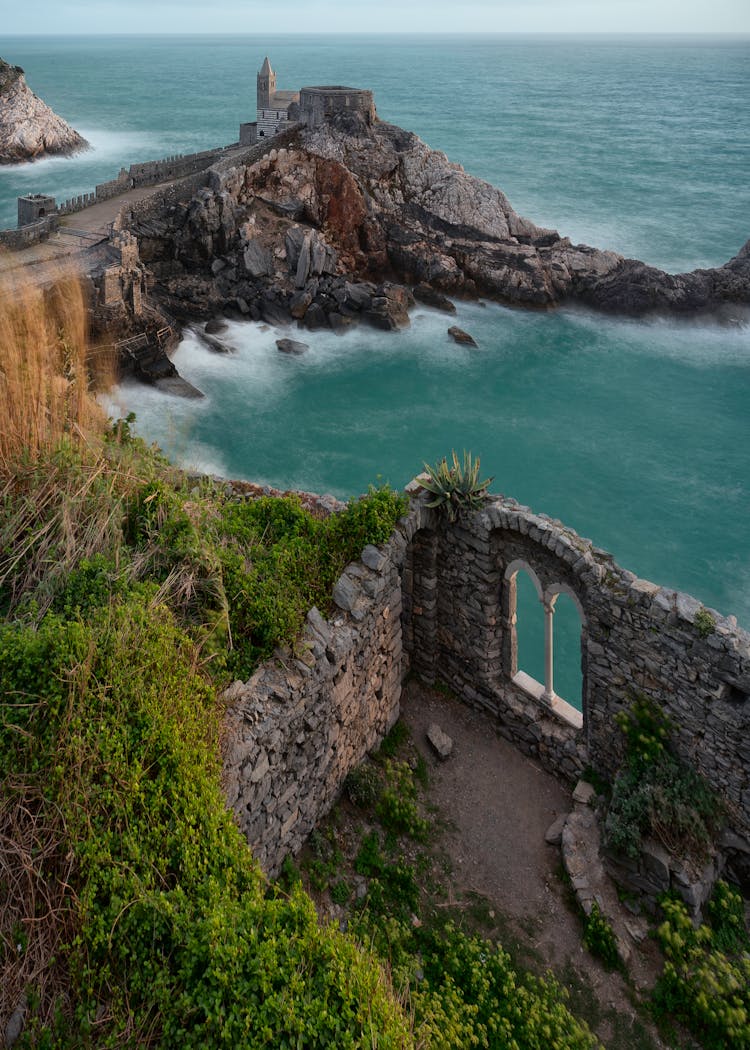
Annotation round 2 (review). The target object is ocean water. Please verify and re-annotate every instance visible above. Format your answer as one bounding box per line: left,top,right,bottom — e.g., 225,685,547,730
3,35,749,705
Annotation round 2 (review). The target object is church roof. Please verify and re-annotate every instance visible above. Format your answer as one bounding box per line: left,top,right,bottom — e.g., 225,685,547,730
260,56,273,75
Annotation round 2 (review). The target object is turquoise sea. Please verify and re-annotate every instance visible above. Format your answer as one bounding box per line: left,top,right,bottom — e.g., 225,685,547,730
2,35,749,704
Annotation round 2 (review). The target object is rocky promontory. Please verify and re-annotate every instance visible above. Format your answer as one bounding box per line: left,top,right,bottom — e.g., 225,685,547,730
0,58,88,164
125,111,750,330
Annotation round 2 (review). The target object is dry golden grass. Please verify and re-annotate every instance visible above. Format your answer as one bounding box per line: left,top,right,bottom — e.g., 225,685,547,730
0,264,108,473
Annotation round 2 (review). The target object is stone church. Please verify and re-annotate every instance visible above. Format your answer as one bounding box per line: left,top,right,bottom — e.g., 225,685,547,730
239,58,376,146
239,57,299,145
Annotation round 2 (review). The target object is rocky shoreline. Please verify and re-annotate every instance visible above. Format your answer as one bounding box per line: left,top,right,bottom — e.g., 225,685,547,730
0,58,88,165
121,110,749,346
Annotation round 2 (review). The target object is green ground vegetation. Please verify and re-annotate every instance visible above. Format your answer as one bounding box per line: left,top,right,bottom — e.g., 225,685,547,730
654,883,750,1050
298,725,606,1050
603,696,725,862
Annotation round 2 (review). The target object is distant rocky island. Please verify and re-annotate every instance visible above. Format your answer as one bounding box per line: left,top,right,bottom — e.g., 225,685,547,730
0,57,87,164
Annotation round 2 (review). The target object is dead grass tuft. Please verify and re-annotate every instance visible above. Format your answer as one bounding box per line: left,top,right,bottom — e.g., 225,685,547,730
0,779,77,1037
0,264,110,473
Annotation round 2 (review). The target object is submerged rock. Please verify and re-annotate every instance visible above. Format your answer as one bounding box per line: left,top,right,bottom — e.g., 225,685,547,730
0,57,88,164
276,337,309,355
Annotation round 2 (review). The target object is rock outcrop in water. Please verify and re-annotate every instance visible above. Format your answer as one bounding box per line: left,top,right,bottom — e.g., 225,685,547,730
0,58,88,164
129,111,750,328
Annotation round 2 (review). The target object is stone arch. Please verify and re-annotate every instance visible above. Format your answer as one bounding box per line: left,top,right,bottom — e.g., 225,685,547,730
503,559,544,685
544,584,588,725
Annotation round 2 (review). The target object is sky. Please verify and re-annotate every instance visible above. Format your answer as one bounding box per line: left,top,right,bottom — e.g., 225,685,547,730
3,0,750,35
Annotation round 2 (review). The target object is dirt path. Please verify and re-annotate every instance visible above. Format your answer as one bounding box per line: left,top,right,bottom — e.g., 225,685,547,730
400,680,666,1050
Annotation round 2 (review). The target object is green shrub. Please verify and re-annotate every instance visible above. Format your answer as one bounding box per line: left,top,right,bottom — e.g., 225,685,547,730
583,902,621,971
707,880,750,956
345,761,382,808
694,607,717,639
654,893,750,1050
413,922,600,1049
376,760,429,841
604,697,724,861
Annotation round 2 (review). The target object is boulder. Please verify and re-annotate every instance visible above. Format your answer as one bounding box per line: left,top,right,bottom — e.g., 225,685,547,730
243,238,273,278
426,723,453,761
204,317,228,334
448,326,477,347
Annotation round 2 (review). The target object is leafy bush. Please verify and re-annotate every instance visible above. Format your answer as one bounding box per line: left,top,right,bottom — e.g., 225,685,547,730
694,607,717,639
604,696,724,860
413,922,600,1049
583,902,621,971
377,760,429,841
420,450,493,522
345,760,382,808
0,599,413,1048
655,892,750,1050
707,880,750,956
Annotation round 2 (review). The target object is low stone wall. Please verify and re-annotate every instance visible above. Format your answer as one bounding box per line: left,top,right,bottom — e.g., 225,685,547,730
222,539,407,876
111,170,210,231
0,215,57,249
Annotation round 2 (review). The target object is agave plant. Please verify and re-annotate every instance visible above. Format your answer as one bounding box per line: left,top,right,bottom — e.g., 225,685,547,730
420,450,493,522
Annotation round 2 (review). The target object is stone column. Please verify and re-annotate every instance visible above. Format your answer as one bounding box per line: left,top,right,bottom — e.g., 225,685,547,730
542,598,556,705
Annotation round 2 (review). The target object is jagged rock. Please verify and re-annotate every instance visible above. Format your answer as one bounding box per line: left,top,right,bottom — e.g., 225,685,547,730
0,58,87,163
413,283,457,313
364,283,413,330
303,303,329,330
448,326,477,347
344,282,375,310
4,995,26,1048
243,238,273,277
289,289,313,319
199,331,233,354
426,723,453,760
329,311,356,332
276,338,309,355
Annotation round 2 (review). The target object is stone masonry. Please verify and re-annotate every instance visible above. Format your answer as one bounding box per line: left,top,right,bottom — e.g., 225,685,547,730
222,541,405,876
222,487,750,879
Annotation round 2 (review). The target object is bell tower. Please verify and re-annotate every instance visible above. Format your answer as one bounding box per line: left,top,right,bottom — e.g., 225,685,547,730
257,56,276,112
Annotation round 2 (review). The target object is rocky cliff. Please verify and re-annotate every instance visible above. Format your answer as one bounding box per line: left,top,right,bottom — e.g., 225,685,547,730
127,111,750,329
0,58,88,164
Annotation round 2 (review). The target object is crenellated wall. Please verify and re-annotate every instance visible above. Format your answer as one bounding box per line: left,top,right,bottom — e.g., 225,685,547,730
222,487,750,877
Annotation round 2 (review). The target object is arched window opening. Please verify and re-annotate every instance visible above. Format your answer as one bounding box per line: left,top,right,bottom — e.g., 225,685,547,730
503,562,584,730
546,590,584,715
513,567,546,697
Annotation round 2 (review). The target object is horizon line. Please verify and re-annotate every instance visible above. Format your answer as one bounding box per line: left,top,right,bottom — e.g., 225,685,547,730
4,30,750,37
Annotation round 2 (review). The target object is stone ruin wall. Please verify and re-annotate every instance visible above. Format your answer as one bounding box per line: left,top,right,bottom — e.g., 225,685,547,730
222,489,750,878
222,540,406,877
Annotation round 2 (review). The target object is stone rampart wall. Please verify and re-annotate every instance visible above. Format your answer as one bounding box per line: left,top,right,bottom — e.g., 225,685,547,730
0,215,58,249
111,170,211,231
